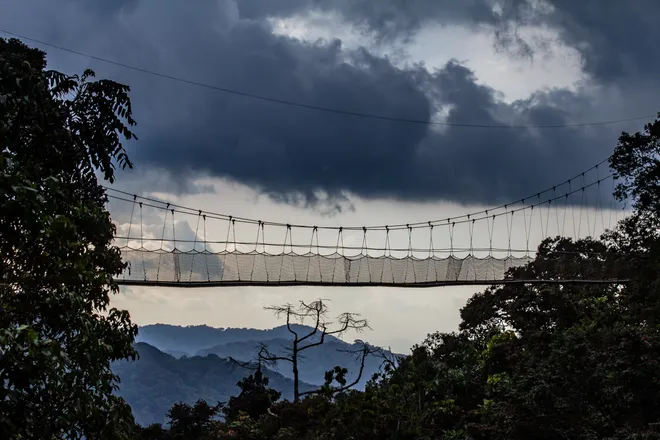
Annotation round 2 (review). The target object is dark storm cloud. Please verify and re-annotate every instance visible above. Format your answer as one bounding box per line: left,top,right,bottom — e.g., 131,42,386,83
491,0,660,83
1,0,655,208
237,0,660,83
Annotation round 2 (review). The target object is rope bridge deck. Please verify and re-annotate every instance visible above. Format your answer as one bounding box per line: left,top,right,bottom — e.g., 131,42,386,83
109,163,628,287
117,249,534,287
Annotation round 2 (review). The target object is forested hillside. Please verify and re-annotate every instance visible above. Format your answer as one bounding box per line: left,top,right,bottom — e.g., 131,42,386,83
136,323,398,388
112,343,315,426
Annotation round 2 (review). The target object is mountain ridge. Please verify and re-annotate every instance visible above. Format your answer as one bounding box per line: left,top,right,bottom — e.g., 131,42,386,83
135,323,344,355
136,323,399,387
113,342,316,426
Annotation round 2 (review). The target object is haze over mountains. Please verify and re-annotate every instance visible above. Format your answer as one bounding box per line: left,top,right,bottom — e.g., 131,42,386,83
114,324,398,426
136,323,344,356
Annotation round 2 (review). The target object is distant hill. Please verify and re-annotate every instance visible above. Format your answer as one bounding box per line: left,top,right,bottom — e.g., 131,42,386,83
112,343,315,427
135,323,342,355
197,338,389,387
136,324,398,389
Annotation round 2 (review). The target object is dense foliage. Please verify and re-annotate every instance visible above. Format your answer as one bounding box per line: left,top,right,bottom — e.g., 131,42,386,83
0,38,138,439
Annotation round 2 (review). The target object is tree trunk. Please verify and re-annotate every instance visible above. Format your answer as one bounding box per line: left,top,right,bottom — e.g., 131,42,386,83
293,342,299,402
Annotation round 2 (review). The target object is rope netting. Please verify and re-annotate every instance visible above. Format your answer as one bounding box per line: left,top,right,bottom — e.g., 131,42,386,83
107,163,627,287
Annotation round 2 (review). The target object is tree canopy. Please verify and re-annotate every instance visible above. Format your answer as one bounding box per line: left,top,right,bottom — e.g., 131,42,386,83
0,38,138,439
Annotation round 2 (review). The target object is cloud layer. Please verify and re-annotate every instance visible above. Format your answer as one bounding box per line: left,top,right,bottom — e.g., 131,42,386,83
3,0,657,207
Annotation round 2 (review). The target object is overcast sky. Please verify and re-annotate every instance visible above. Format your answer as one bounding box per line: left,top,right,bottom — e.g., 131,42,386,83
3,0,657,351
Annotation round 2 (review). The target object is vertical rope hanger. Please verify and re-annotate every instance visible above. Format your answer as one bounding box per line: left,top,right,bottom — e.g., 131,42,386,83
402,226,410,283
522,200,528,256
171,209,180,282
203,215,210,282
428,222,435,258
553,187,561,236
468,216,476,280
578,173,587,238
382,226,392,284
221,217,233,281
356,227,370,283
224,217,232,252
486,212,495,280
156,202,170,282
544,200,552,238
608,175,616,230
262,222,269,282
288,225,296,281
448,219,455,257
261,222,267,254
384,226,392,257
596,166,605,235
429,222,438,283
446,219,457,281
140,202,146,281
505,208,514,257
232,219,240,281
314,227,322,282
562,193,569,237
255,221,263,253
332,227,344,283
126,195,136,248
123,195,137,281
570,179,578,239
366,227,373,282
522,200,534,257
250,221,262,282
305,226,318,282
171,209,176,251
279,225,290,282
408,225,415,283
188,210,202,282
537,193,545,243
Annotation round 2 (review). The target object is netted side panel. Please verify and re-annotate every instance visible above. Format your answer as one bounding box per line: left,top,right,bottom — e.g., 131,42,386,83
118,249,533,285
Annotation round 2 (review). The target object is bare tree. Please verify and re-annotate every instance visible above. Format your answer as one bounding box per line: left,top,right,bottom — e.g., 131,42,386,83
257,299,370,402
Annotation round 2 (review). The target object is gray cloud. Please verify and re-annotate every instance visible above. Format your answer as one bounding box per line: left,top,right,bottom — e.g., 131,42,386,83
236,0,500,40
236,0,660,84
492,0,660,83
2,0,655,209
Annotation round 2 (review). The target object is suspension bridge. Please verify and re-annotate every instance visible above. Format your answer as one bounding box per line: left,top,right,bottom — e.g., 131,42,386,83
108,161,628,288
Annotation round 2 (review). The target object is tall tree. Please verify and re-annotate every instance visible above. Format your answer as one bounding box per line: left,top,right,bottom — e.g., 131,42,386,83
167,400,222,439
222,368,281,422
258,300,370,402
0,38,138,439
609,114,660,222
609,114,660,321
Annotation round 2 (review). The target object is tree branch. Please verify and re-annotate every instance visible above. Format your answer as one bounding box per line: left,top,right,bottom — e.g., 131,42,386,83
256,344,293,365
297,300,324,344
326,312,370,336
264,304,299,338
299,326,326,351
299,344,373,398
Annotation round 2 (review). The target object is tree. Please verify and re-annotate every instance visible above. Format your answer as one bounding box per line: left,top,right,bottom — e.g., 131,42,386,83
222,368,281,422
608,114,660,322
258,299,370,402
167,400,222,439
609,114,660,223
0,38,138,439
